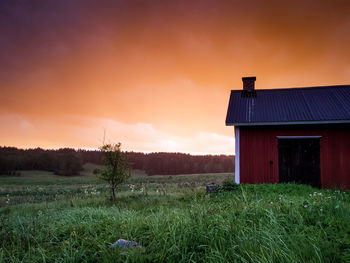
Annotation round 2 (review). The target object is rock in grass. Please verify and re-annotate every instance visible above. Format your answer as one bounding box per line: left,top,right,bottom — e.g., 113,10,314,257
109,239,140,249
206,184,220,193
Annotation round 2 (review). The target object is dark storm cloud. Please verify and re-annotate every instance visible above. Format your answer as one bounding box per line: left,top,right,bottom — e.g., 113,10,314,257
1,0,350,150
0,0,93,82
1,0,350,109
1,0,350,79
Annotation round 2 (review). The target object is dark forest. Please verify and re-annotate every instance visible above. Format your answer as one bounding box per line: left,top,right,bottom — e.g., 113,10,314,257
0,147,234,176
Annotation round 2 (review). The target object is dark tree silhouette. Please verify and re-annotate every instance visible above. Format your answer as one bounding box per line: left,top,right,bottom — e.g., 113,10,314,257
0,147,234,176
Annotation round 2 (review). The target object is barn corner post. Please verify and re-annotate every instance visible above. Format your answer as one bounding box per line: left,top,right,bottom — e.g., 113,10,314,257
234,126,240,184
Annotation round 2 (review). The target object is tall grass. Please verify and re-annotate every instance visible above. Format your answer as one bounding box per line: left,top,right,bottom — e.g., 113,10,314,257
1,169,350,262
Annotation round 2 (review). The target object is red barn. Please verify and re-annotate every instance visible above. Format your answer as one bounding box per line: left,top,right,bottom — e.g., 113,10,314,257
226,77,350,189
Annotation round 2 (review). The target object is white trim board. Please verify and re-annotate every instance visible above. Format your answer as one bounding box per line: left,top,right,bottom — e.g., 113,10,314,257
235,127,240,184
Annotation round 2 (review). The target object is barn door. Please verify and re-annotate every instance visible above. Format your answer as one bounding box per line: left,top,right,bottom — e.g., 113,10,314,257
278,138,321,188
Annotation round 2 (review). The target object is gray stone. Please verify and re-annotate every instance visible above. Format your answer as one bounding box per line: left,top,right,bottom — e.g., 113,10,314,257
206,184,220,193
109,239,140,249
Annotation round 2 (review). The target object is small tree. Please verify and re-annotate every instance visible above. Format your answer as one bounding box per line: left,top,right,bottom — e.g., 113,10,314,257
99,143,131,201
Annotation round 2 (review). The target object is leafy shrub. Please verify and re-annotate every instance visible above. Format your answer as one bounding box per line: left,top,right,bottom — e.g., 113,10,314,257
211,180,238,193
99,143,131,201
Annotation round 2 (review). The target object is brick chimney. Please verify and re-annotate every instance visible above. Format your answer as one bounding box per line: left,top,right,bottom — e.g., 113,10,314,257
242,76,256,90
241,76,257,98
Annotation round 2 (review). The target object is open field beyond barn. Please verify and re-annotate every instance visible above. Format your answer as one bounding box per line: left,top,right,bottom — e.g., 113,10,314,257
1,164,350,262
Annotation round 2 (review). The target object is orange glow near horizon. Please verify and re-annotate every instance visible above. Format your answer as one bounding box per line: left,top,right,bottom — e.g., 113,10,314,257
1,0,350,154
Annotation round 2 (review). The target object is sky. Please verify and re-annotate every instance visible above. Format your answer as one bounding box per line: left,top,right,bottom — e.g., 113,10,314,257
1,0,350,154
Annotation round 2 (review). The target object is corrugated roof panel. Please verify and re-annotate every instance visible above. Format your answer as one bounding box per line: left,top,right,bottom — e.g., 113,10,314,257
226,85,350,125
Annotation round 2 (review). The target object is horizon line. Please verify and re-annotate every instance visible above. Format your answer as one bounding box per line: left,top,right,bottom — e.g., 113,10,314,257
0,145,234,156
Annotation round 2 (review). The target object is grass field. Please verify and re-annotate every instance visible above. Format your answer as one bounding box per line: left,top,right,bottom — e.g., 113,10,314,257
1,164,350,262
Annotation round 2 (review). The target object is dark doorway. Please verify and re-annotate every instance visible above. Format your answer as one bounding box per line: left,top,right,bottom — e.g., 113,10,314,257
278,138,321,188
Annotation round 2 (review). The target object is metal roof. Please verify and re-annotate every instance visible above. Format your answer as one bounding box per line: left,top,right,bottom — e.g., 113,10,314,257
226,85,350,126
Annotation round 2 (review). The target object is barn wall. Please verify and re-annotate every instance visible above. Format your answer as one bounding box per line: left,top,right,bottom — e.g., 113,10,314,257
239,124,350,189
323,126,350,189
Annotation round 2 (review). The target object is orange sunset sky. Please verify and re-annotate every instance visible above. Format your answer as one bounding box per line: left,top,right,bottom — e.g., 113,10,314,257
1,0,350,154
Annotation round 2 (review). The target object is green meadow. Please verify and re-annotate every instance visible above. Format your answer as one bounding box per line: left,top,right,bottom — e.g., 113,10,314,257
1,164,350,262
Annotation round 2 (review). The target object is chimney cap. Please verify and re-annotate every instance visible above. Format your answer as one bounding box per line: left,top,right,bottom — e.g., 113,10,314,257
242,76,256,81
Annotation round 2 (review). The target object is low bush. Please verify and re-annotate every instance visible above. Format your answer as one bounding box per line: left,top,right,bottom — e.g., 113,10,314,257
211,180,238,193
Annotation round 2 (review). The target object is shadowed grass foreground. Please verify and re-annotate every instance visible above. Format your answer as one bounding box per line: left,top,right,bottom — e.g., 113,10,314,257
0,168,350,262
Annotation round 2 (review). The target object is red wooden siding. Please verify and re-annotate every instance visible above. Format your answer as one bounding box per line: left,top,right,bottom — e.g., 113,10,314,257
239,124,350,189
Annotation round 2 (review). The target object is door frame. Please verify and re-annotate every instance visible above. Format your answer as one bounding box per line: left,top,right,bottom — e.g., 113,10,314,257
277,135,322,187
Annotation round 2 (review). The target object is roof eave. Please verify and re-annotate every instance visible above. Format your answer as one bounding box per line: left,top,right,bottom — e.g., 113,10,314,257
225,120,350,127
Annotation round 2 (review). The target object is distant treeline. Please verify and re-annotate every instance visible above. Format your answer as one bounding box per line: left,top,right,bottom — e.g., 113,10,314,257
0,147,234,176
82,150,235,175
0,147,83,176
